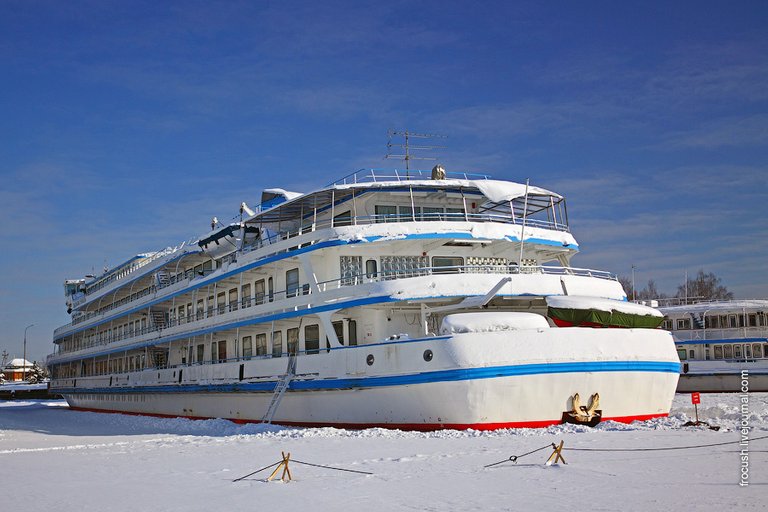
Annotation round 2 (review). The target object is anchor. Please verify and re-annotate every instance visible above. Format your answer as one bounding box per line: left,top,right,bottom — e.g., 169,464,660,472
562,392,602,427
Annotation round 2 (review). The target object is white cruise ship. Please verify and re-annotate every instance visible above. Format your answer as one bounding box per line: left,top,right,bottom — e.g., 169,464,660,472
659,299,768,392
47,167,679,430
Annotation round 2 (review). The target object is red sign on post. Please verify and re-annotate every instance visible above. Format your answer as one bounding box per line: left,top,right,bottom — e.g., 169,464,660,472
691,392,701,404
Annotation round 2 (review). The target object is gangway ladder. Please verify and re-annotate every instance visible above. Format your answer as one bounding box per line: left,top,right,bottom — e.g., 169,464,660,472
261,353,297,425
150,309,167,330
155,271,170,288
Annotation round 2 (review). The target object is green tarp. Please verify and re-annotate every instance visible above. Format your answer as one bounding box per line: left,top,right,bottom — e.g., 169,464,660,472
548,307,664,329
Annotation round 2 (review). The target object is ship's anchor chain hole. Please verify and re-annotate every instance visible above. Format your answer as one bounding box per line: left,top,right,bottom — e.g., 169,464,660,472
366,354,375,366
423,350,433,362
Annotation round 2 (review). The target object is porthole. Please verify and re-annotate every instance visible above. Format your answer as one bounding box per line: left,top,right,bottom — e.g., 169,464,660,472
366,354,375,366
423,350,433,362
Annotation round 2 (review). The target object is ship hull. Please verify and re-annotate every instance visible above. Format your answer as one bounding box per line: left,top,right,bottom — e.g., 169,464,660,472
55,327,680,430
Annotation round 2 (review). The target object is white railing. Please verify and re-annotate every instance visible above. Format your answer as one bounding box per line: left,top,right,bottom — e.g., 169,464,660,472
673,326,768,342
50,263,615,358
327,168,491,186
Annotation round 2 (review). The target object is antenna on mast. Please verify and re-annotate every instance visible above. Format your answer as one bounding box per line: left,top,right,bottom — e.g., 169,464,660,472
385,129,447,171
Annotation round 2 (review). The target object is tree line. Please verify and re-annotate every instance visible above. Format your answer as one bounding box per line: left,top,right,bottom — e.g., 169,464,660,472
618,269,734,303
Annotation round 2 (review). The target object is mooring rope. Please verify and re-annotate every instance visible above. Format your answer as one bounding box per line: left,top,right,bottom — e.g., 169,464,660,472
564,433,768,452
233,458,373,481
232,460,282,482
484,444,553,467
292,459,374,475
485,433,768,467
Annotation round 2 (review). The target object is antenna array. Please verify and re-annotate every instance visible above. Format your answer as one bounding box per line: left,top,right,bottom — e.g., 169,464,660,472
385,129,447,170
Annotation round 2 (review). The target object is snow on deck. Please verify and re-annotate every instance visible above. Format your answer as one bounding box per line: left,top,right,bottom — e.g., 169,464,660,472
440,312,549,334
547,295,664,317
1,394,764,510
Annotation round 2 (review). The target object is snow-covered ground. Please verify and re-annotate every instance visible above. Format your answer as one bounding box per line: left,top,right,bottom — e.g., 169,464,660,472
1,393,765,511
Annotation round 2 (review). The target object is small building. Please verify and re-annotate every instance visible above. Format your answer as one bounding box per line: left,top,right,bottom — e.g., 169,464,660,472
1,358,34,382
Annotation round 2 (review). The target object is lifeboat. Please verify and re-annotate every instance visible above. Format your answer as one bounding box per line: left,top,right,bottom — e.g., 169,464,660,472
546,295,664,329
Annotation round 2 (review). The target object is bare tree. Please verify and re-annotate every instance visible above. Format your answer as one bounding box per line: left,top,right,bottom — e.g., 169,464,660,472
637,279,667,301
676,270,733,302
618,277,667,301
618,275,634,299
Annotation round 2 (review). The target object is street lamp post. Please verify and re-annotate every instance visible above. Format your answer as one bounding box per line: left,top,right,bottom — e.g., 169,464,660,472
631,265,637,302
23,324,34,381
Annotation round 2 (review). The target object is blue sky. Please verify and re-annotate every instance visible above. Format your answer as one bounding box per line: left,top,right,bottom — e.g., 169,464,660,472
1,1,766,362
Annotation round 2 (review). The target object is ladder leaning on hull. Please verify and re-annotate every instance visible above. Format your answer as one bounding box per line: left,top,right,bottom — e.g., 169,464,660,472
261,353,297,425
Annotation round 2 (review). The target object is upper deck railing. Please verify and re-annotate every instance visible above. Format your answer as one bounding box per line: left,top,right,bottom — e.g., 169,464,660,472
74,244,189,307
49,263,617,359
326,168,492,187
673,326,768,342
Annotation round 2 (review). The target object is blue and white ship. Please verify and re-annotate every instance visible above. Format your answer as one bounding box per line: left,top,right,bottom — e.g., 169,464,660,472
47,167,679,429
660,299,768,392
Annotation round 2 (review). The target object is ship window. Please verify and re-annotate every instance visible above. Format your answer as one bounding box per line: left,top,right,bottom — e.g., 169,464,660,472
676,318,691,330
676,348,687,360
399,205,421,221
268,277,274,302
375,205,397,223
211,340,227,363
446,207,465,219
332,321,344,345
287,328,299,355
305,325,320,354
714,345,723,359
229,288,238,310
197,344,204,363
753,344,763,358
748,314,757,327
272,330,282,357
422,206,442,221
333,210,352,227
255,333,267,356
241,284,251,308
365,259,378,279
242,336,253,360
349,320,358,346
724,345,733,359
217,292,226,313
255,279,265,305
197,300,204,319
432,256,464,274
734,344,742,359
729,315,737,328
286,269,300,297
745,344,753,359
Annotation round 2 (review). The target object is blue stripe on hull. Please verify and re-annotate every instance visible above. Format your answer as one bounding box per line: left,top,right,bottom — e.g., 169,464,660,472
57,360,680,395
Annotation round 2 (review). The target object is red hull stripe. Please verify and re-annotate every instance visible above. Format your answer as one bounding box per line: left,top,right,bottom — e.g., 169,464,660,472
67,406,667,431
